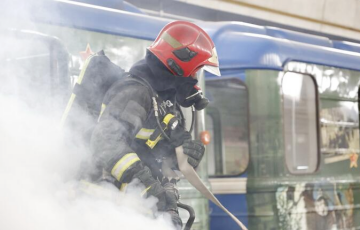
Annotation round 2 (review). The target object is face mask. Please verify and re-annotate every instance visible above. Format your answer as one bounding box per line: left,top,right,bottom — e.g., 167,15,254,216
184,86,209,110
175,78,196,108
176,79,209,110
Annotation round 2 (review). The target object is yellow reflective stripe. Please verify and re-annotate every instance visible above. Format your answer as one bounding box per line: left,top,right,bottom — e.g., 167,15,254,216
140,186,152,197
163,114,175,125
161,32,182,49
60,93,76,127
146,135,163,149
80,180,102,190
135,128,155,140
135,135,149,140
144,114,175,148
79,180,110,197
120,183,128,192
97,103,107,122
60,55,95,127
77,55,94,84
111,153,140,181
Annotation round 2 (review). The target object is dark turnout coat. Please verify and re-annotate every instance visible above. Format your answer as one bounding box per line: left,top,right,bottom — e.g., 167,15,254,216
89,51,197,188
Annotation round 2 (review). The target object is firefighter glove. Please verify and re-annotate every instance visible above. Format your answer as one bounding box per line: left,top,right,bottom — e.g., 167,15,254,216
169,128,191,147
168,210,182,230
163,181,182,229
182,139,205,168
133,165,166,211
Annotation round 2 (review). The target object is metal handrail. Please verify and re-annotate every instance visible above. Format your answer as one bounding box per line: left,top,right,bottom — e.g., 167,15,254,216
321,148,360,155
320,119,359,128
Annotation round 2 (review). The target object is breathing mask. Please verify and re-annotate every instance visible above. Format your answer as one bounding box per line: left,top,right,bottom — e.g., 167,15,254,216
183,85,209,111
175,73,209,111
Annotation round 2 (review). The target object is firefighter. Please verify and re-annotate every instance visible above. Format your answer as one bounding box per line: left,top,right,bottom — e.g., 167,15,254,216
89,21,220,228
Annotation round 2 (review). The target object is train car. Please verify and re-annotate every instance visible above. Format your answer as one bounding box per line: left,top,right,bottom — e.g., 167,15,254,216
3,1,360,230
202,23,360,230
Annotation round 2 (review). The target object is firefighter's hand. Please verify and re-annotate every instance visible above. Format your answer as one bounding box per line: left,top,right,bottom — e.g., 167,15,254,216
183,139,205,168
163,181,182,229
133,165,166,211
169,127,191,147
168,210,182,230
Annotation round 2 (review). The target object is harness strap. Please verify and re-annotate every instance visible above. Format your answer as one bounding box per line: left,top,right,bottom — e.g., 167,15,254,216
60,54,98,127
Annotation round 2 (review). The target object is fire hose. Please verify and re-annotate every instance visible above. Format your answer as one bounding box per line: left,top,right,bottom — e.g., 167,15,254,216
175,146,248,230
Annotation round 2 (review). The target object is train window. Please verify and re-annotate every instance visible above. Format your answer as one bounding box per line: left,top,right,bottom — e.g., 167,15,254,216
34,24,152,84
285,62,360,171
320,101,359,154
282,72,319,174
206,78,249,176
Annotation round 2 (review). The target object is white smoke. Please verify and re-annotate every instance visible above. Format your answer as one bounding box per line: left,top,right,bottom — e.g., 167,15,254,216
0,77,176,230
0,1,176,230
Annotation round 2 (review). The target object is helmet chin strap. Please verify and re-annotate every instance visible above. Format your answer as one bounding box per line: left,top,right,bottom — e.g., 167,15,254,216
175,146,248,230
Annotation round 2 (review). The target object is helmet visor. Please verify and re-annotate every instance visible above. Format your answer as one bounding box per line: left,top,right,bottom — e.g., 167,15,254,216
203,64,221,76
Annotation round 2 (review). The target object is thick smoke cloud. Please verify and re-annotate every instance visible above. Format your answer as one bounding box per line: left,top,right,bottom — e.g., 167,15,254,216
0,96,173,230
0,1,175,229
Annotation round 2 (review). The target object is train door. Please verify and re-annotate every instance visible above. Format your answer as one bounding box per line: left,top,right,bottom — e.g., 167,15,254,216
2,24,153,117
205,72,250,230
275,62,360,230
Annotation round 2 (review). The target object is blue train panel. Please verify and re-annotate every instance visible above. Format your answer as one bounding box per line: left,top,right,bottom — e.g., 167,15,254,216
333,40,360,54
15,1,360,72
27,0,169,41
206,27,360,71
265,26,333,47
68,0,144,14
210,194,248,230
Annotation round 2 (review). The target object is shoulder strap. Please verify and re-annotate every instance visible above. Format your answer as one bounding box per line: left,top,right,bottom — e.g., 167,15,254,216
127,75,157,98
101,74,152,105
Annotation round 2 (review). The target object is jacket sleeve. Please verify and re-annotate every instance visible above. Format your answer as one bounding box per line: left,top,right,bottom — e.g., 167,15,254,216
90,83,152,183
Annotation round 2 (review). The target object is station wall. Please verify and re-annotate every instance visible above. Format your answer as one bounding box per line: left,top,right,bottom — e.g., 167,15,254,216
179,0,360,41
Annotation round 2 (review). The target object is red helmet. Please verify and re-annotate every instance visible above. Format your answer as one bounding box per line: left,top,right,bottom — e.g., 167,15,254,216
149,21,220,78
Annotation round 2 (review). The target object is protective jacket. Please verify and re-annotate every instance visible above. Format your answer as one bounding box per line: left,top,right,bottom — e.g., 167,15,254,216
89,51,197,204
